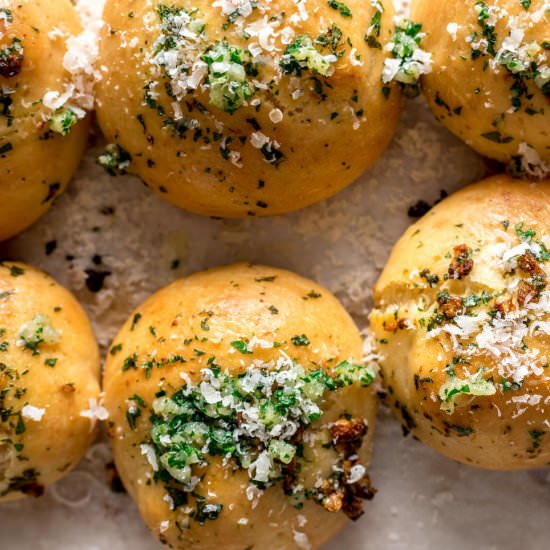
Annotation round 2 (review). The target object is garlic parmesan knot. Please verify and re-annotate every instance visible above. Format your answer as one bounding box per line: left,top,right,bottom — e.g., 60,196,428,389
103,263,378,549
411,0,550,175
370,175,550,470
0,0,93,241
0,262,101,502
95,0,403,218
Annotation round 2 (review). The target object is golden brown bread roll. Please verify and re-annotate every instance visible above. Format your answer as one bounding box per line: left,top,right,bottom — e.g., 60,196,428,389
371,175,550,469
95,0,403,218
0,261,101,501
0,0,91,241
104,263,378,549
411,0,549,170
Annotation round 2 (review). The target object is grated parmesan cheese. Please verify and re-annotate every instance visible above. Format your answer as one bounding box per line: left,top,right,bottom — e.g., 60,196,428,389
21,405,46,422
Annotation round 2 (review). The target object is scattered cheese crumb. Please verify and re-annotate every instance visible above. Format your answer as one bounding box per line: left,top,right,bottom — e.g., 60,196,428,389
21,405,46,422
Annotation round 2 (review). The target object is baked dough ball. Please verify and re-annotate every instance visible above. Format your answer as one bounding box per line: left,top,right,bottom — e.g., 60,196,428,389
104,264,378,549
411,0,550,169
371,175,550,470
0,0,90,242
95,0,402,218
0,262,101,501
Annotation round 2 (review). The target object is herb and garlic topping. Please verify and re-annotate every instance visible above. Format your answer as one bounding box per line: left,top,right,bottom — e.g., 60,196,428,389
374,215,550,447
17,314,61,354
124,0,380,170
129,354,376,526
382,18,432,98
414,0,550,176
421,223,550,400
469,1,549,106
468,0,550,170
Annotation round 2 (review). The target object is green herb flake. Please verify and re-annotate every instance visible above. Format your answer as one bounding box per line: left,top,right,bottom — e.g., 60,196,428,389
49,108,79,137
439,370,496,414
291,335,310,346
280,34,337,77
481,131,514,144
122,353,138,371
230,340,251,354
8,265,24,277
201,42,255,113
110,343,123,356
327,1,352,18
97,144,132,176
0,8,13,23
131,313,142,331
255,276,277,283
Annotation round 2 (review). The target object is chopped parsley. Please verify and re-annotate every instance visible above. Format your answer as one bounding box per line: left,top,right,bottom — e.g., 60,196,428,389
18,314,60,355
255,276,277,283
201,42,255,113
439,370,496,414
97,144,132,176
481,131,514,144
327,1,352,18
0,142,13,155
365,1,384,49
0,8,13,23
316,24,345,57
49,108,79,136
382,19,432,97
280,35,337,77
110,343,123,356
8,265,24,277
131,313,142,331
291,335,310,346
230,340,251,354
420,268,439,288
